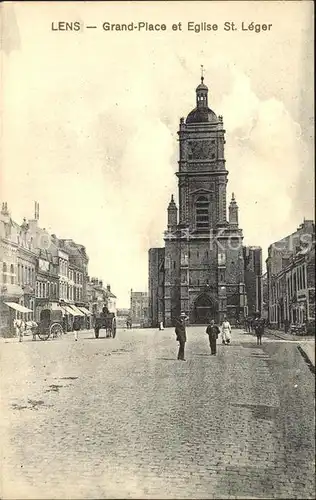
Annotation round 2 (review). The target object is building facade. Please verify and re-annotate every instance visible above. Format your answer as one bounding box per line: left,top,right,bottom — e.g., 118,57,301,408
266,220,315,330
261,272,269,320
58,239,89,308
0,203,25,335
35,250,59,322
130,290,149,327
87,278,107,317
148,247,165,327
243,246,263,317
106,285,117,315
149,77,247,326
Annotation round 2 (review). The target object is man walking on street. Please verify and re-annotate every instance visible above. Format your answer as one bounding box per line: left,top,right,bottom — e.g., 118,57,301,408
206,319,220,355
175,312,187,361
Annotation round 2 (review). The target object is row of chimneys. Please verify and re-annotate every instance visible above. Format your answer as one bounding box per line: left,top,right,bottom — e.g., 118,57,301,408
90,277,111,292
1,201,40,221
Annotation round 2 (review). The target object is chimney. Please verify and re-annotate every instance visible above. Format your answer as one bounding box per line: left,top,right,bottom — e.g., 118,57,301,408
1,202,9,216
107,285,111,292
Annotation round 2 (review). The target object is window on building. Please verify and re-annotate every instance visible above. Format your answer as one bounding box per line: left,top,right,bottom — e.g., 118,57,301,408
293,272,297,294
303,264,306,289
10,264,14,284
196,196,209,231
3,262,7,283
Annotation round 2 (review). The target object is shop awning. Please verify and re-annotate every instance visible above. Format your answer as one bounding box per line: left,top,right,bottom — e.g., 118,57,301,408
62,305,77,316
78,307,92,316
69,305,85,317
51,303,64,312
4,302,33,313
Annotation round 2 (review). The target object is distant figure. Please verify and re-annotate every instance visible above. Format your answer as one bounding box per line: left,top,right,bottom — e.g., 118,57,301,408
101,306,110,317
221,317,232,345
159,321,164,331
73,317,80,341
284,318,290,334
175,312,188,361
246,316,251,333
126,318,132,329
206,319,220,355
254,319,264,345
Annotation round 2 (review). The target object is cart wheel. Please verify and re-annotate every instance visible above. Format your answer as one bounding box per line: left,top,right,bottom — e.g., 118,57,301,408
50,323,63,338
37,331,50,341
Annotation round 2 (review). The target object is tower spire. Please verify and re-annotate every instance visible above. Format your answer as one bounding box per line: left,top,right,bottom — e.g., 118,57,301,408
229,193,239,227
201,64,205,83
167,194,177,232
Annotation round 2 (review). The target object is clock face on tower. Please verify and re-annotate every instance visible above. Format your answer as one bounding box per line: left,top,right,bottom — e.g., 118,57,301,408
188,140,216,160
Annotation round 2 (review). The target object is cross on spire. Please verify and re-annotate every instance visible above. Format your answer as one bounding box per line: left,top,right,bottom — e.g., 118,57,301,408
201,64,205,83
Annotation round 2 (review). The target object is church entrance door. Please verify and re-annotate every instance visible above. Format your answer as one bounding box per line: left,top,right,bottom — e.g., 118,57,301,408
193,294,217,324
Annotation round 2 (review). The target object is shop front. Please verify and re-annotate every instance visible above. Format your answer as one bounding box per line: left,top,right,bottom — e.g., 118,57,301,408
0,283,24,336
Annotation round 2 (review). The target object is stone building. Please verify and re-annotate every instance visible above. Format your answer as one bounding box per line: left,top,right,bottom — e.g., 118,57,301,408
148,247,165,327
266,219,315,330
58,239,89,308
35,249,59,322
87,278,107,316
106,285,117,315
148,77,248,326
130,290,148,327
17,203,90,329
261,272,269,320
243,246,263,317
0,203,26,335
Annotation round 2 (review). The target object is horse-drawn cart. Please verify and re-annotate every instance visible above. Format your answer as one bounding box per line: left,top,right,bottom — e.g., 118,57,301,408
94,312,116,339
37,309,64,341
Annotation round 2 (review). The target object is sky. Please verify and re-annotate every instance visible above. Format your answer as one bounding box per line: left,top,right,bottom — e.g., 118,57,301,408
1,1,314,307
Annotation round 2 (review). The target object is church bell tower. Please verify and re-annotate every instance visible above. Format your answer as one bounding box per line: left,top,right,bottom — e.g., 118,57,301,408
163,71,246,326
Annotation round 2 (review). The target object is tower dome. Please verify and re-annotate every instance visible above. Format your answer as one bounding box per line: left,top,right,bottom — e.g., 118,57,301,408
186,76,218,124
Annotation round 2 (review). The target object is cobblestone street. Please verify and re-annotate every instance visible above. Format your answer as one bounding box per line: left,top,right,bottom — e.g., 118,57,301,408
0,327,315,499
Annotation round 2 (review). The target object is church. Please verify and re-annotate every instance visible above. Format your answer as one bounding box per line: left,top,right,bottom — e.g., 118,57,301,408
148,75,253,327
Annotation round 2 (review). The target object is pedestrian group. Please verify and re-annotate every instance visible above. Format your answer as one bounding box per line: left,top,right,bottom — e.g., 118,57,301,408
174,313,233,360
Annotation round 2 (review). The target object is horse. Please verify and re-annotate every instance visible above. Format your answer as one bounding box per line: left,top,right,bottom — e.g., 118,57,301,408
13,318,26,342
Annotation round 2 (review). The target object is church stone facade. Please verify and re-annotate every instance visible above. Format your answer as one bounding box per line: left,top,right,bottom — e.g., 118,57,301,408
149,77,248,327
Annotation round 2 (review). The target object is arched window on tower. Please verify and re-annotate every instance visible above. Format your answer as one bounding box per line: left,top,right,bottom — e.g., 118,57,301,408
196,196,209,231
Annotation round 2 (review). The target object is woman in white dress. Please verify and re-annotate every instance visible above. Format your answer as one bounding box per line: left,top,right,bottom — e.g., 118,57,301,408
221,316,232,345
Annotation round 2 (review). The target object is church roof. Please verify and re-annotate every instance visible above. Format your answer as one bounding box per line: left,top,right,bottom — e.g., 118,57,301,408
196,81,208,91
186,76,218,124
186,107,217,124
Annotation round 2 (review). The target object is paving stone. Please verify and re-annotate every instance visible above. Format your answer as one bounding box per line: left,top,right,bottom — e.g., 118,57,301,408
0,327,314,499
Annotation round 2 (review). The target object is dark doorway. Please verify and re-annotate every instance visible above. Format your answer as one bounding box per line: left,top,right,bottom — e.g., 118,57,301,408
193,293,217,324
